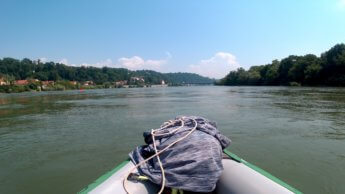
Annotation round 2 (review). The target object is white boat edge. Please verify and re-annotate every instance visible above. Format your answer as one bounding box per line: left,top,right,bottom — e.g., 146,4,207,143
78,150,302,194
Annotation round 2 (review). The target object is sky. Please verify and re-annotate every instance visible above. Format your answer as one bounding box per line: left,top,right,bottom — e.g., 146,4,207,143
1,0,345,79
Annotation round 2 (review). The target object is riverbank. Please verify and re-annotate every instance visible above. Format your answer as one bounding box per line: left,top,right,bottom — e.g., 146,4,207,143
0,82,171,93
0,82,102,93
217,43,345,87
0,82,212,93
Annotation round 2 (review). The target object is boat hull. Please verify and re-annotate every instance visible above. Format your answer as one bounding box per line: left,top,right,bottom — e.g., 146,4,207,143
79,150,301,194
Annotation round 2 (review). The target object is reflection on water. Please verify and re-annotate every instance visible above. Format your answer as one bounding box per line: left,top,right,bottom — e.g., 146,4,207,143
0,86,345,194
266,88,345,141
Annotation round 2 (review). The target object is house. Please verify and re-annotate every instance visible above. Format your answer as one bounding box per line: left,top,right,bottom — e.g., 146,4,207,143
130,77,145,83
41,81,55,86
0,77,9,86
114,80,128,87
69,81,77,85
15,80,29,85
41,81,55,89
83,81,94,86
30,79,39,82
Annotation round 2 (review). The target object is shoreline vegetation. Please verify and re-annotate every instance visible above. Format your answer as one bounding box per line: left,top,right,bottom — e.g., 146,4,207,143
216,43,345,87
0,59,213,93
1,43,344,93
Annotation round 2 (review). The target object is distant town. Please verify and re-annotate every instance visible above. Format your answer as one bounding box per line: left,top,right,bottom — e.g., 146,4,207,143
0,76,171,93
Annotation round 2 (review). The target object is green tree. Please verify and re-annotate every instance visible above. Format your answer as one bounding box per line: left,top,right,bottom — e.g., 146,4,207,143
320,44,345,85
278,55,299,85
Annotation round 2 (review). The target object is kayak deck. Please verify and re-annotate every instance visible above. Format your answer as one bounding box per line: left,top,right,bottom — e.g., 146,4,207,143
79,150,302,194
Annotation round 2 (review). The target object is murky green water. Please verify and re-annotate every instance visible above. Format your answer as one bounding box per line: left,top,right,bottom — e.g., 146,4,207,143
0,86,345,194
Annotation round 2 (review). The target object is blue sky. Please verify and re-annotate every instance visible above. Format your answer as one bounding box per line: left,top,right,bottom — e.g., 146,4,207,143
1,0,345,78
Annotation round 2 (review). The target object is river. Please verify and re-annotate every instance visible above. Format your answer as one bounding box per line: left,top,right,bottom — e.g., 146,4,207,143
0,86,344,194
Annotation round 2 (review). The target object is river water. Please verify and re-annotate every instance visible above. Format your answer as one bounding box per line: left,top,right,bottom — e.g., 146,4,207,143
0,86,344,194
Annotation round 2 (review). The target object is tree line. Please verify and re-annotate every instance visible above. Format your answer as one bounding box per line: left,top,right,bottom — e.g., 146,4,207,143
0,58,213,85
217,43,345,86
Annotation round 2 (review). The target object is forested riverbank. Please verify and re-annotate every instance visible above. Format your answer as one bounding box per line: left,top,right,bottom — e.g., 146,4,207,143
217,43,345,86
0,58,213,93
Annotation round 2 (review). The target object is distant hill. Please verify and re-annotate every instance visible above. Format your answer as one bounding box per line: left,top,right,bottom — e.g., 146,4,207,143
0,58,214,85
164,72,215,84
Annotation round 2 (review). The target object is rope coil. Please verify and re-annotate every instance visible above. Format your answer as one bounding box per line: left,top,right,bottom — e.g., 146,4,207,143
123,117,198,194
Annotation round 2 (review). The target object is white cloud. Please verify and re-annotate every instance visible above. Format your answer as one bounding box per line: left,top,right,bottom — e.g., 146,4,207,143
40,52,171,71
71,58,113,68
59,58,69,65
39,57,48,63
93,59,113,67
188,52,240,79
58,56,167,71
117,53,170,71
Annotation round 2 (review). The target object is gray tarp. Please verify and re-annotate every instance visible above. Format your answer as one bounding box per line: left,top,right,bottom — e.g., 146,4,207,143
129,116,231,192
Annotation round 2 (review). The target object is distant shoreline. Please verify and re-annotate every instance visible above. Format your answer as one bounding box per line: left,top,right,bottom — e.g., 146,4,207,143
0,57,214,94
0,83,214,93
2,84,345,94
217,43,345,87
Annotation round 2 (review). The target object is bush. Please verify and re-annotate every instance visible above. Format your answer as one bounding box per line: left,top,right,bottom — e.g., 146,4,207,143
289,82,301,86
53,84,66,91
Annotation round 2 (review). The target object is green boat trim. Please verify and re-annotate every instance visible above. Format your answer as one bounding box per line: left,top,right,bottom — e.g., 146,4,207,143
79,150,302,194
79,159,130,194
223,150,302,194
